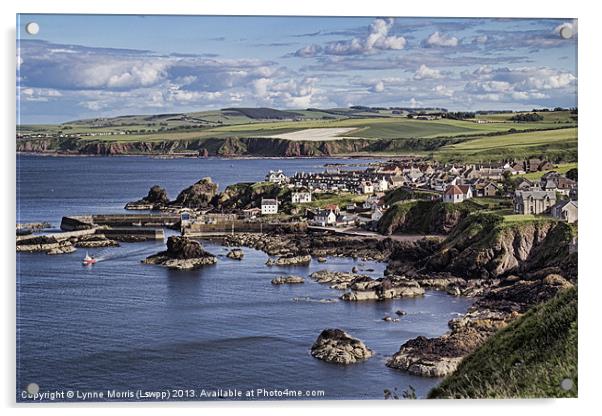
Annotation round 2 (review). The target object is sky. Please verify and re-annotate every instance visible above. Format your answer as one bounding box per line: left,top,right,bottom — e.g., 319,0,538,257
16,14,578,124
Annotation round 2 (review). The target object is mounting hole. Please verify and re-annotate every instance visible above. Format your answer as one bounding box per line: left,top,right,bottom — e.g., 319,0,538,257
25,22,40,35
26,383,40,395
559,26,573,40
560,378,574,391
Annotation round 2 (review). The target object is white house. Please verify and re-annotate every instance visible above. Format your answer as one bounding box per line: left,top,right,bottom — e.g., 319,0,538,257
311,209,337,226
265,170,288,184
550,200,578,223
291,191,312,203
442,184,472,204
261,198,279,215
375,177,389,192
359,181,374,194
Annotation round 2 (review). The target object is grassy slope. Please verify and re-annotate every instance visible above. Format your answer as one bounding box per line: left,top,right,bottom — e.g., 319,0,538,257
18,109,578,163
429,286,577,399
518,162,578,180
434,128,577,162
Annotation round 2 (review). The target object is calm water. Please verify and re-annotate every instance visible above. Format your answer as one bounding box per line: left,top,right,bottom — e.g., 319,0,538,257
16,155,472,401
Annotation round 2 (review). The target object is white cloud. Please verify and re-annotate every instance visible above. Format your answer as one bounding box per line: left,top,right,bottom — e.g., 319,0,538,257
294,18,406,57
423,32,459,47
371,80,385,93
414,64,441,80
433,84,453,97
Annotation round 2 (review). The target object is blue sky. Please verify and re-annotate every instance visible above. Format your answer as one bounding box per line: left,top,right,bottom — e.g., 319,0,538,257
17,14,577,123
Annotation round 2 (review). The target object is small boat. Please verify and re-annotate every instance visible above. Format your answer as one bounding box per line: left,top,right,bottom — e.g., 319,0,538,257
82,252,96,266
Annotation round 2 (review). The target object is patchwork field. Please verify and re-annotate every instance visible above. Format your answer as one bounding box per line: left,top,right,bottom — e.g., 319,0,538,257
434,128,578,162
17,107,578,162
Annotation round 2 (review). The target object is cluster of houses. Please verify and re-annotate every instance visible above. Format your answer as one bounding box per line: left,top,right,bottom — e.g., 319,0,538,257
512,172,578,223
261,158,578,225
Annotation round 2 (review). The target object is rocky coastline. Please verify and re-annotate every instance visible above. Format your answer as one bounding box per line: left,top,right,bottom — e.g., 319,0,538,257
206,214,577,378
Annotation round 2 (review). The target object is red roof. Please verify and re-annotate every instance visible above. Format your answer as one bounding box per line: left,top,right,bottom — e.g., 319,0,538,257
457,185,471,194
444,185,463,196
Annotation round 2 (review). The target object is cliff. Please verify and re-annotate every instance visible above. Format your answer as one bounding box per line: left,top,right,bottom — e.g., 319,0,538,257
17,136,379,157
389,213,577,280
213,182,292,212
377,200,475,235
428,286,577,398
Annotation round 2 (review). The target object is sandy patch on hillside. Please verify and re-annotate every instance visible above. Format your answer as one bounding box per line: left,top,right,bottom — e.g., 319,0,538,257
263,127,361,141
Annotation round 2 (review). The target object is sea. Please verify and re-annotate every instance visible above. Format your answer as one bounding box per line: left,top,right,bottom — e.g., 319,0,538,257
16,154,472,401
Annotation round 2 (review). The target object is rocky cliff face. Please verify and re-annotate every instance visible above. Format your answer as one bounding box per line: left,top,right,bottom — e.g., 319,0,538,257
377,200,473,236
388,213,577,280
17,136,378,157
214,182,290,211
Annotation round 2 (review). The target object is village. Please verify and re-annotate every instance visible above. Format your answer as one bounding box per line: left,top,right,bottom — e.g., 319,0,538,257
175,157,577,237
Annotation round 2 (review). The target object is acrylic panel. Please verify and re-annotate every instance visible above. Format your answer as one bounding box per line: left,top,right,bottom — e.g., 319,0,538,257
16,14,578,402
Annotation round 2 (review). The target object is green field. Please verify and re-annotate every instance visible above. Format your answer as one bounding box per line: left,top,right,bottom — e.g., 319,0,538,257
434,127,577,162
518,162,578,180
475,110,576,123
17,108,578,162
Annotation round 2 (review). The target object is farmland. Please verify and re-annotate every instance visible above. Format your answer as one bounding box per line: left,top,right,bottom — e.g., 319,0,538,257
17,107,578,162
433,128,578,162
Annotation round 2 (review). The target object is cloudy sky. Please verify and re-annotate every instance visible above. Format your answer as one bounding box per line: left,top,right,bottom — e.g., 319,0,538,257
17,15,577,123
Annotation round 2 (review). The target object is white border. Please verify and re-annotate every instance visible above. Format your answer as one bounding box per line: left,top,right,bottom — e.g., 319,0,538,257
2,1,599,415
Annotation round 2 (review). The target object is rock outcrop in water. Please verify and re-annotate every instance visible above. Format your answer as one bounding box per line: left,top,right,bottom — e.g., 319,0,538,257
172,177,218,209
341,276,425,301
311,329,373,364
143,236,217,270
125,185,169,210
266,255,312,266
226,249,244,260
271,275,305,285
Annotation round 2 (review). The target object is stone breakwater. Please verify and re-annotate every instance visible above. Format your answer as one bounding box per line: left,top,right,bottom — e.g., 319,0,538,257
16,231,119,255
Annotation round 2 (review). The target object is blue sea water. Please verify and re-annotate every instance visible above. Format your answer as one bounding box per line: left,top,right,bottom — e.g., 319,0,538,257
16,155,472,401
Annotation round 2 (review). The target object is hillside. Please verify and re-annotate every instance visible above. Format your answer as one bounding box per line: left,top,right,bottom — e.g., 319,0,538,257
429,286,577,399
377,200,476,235
387,212,577,280
17,107,577,162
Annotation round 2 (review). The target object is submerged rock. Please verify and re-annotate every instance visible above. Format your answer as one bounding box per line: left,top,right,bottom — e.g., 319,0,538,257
266,255,311,266
310,329,373,365
143,236,216,270
271,275,305,285
226,249,244,260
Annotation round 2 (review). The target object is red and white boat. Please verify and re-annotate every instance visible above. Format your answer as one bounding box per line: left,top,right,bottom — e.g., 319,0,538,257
82,252,96,266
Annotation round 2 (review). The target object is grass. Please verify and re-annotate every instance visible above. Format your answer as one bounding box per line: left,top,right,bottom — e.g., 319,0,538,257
435,127,577,162
519,162,578,180
429,286,577,399
301,192,367,209
21,116,576,143
475,110,576,123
